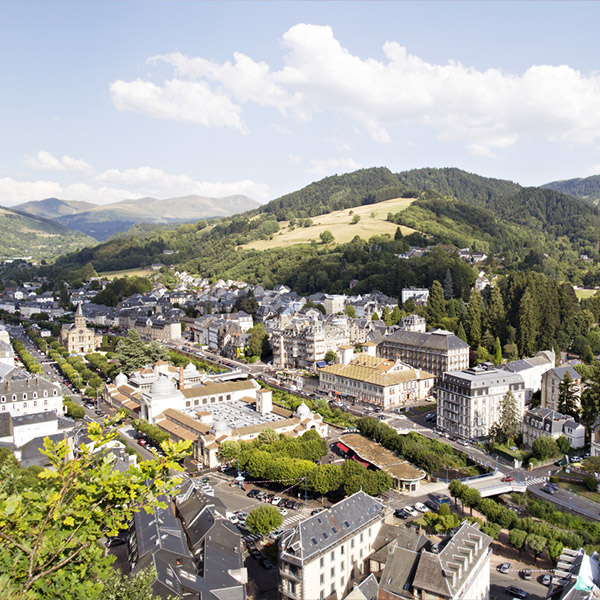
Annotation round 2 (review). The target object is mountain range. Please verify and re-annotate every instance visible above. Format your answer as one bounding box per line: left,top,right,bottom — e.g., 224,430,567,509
15,194,261,241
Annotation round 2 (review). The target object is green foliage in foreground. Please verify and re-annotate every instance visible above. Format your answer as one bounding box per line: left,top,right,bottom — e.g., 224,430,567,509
0,419,191,599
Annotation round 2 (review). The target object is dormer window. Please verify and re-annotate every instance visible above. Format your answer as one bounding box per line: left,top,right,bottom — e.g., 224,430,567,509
23,393,27,400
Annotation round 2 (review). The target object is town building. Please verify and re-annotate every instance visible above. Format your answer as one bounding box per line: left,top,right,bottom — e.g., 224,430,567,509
541,365,583,413
522,407,585,449
549,548,600,600
278,491,386,600
128,494,246,599
590,416,600,458
377,329,470,380
436,363,526,441
318,350,434,409
501,350,555,404
397,314,426,333
271,316,350,371
59,304,102,354
401,287,429,305
336,433,425,492
374,521,492,600
0,374,63,418
156,390,327,467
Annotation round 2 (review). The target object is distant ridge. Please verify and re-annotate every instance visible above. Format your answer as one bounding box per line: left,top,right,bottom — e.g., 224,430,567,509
15,193,260,241
541,175,600,202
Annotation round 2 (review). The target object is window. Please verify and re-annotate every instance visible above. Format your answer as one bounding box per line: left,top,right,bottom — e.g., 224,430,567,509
320,557,324,569
320,574,324,585
350,539,355,549
331,583,335,595
330,551,334,561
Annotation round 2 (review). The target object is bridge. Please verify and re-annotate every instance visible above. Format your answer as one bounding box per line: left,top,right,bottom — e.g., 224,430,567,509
469,476,546,497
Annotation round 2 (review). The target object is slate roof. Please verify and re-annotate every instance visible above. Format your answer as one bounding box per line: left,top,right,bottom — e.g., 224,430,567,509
0,412,13,437
279,490,384,563
12,411,57,427
380,329,469,351
379,546,421,598
550,365,582,381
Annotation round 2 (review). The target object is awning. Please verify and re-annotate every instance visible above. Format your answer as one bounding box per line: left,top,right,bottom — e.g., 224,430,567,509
316,361,327,368
336,441,350,453
352,456,370,468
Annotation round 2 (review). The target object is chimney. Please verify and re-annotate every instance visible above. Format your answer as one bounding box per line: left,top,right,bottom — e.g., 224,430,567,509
179,365,184,390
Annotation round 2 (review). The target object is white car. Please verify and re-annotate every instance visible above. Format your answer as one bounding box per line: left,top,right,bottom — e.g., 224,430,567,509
404,506,419,517
279,508,288,516
271,496,282,506
414,502,429,513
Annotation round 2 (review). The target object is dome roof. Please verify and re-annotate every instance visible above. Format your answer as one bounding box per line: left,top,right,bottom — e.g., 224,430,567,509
212,419,229,435
184,362,198,374
150,376,175,396
115,372,127,386
295,402,311,418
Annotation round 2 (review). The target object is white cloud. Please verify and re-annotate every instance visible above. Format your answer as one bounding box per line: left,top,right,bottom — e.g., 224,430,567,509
289,154,302,164
306,157,361,177
110,24,600,154
0,157,269,207
110,78,247,131
96,166,269,200
24,150,93,175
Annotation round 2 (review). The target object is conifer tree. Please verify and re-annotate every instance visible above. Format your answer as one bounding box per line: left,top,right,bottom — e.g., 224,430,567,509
518,288,539,357
558,370,579,418
484,285,505,338
390,305,402,325
382,306,393,326
427,280,447,324
443,268,454,300
466,289,483,348
457,322,468,343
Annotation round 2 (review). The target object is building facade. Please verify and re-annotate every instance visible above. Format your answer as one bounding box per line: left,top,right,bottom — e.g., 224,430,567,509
278,491,385,600
0,375,63,418
522,407,585,449
60,304,102,354
377,329,470,380
541,365,583,413
318,352,434,409
437,364,526,441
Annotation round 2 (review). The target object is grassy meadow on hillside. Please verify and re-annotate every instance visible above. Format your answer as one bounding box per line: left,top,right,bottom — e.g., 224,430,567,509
245,197,416,249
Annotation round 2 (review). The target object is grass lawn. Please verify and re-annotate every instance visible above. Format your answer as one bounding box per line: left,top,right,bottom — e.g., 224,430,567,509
245,197,417,250
98,267,155,279
558,481,600,504
574,287,598,300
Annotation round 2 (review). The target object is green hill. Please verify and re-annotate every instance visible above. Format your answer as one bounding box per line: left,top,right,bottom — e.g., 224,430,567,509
46,166,600,291
0,206,97,262
15,197,96,219
541,175,600,202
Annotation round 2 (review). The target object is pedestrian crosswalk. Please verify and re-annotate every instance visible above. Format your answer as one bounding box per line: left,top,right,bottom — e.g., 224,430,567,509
524,477,547,486
281,509,311,529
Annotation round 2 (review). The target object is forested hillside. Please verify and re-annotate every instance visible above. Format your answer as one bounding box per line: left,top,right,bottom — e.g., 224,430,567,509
21,166,600,292
0,206,96,261
542,174,600,202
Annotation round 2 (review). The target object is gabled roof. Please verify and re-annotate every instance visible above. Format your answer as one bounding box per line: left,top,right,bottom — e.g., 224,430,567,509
280,490,384,563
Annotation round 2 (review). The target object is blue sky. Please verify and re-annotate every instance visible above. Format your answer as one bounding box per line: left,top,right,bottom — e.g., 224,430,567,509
2,1,600,206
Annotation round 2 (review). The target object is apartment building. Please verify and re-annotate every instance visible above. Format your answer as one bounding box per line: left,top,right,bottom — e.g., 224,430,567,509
541,365,583,412
278,491,385,600
437,364,526,441
377,329,470,380
318,351,434,409
522,407,585,449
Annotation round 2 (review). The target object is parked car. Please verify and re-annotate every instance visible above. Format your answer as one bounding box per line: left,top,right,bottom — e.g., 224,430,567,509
414,502,429,513
394,508,408,520
520,569,532,580
404,506,419,518
497,562,511,574
424,500,438,511
271,496,282,506
501,475,515,483
541,574,552,586
311,507,326,516
265,494,275,503
247,489,260,498
505,586,527,599
425,413,436,422
261,558,274,570
137,439,147,446
279,508,288,516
